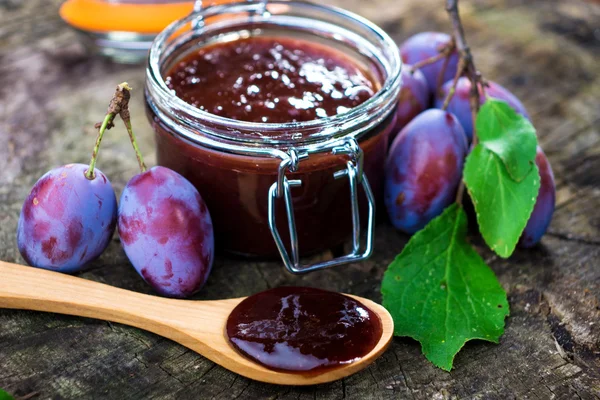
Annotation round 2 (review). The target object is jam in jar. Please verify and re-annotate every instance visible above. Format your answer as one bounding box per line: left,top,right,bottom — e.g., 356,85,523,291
164,36,377,124
145,1,402,271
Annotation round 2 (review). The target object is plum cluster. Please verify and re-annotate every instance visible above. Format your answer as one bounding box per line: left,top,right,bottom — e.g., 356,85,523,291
386,32,555,246
17,163,214,298
16,84,214,298
17,163,215,298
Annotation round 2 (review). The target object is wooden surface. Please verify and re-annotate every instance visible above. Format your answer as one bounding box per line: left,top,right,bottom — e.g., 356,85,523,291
1,0,599,398
0,260,394,386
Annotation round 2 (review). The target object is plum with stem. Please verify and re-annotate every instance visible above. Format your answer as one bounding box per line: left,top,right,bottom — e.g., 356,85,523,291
15,84,127,272
116,88,214,298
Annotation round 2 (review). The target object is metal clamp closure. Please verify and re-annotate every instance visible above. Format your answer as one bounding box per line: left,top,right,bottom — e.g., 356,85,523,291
333,137,364,183
268,137,376,274
275,148,307,198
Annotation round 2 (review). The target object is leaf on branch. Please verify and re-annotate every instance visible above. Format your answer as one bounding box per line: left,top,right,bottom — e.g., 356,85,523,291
476,99,537,182
381,204,509,371
464,145,540,258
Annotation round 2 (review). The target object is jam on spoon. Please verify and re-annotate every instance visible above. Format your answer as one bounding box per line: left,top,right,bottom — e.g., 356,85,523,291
226,286,383,372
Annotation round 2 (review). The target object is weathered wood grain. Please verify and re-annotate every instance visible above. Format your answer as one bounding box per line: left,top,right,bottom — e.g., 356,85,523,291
0,0,599,399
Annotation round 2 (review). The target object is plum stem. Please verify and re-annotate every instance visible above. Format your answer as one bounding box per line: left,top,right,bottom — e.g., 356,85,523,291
409,40,455,73
123,119,147,173
112,84,147,173
86,112,116,180
445,0,484,205
441,58,466,111
86,82,133,180
436,52,452,97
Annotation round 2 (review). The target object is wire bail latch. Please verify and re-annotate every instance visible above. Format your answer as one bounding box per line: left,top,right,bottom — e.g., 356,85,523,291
268,137,376,274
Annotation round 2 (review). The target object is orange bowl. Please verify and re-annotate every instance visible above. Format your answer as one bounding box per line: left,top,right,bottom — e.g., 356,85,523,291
59,0,233,34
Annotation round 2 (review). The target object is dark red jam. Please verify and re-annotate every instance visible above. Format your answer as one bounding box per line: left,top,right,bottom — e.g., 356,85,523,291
226,287,383,372
165,37,376,125
150,35,394,257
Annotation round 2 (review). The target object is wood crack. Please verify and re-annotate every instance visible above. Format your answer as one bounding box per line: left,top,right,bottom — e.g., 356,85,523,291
156,363,185,386
133,353,149,369
232,381,251,400
211,374,238,399
392,349,416,399
270,387,291,400
541,293,600,379
570,385,584,400
546,231,600,247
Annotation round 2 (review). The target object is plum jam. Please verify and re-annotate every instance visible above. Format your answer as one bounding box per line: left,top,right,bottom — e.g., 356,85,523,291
165,37,377,124
145,1,402,264
226,287,382,372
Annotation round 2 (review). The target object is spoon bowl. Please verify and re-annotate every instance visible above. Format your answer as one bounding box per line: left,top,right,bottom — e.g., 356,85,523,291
0,261,393,385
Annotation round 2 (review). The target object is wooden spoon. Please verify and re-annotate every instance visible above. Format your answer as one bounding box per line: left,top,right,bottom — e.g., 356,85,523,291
0,260,394,385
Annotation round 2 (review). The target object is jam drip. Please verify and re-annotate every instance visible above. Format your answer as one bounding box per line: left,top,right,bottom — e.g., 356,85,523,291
165,36,376,124
226,286,383,372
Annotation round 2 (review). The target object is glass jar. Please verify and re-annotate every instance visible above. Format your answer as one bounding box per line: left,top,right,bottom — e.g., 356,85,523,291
145,0,402,273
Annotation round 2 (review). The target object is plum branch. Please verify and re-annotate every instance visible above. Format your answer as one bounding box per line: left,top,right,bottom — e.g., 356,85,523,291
445,0,483,119
444,0,485,204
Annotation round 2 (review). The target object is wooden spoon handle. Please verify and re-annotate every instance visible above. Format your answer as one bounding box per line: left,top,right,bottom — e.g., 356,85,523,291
0,260,173,328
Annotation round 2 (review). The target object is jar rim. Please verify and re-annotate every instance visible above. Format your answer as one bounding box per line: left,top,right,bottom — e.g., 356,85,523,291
146,0,402,147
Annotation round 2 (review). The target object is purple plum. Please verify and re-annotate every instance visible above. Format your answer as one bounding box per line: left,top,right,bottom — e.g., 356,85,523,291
385,109,468,234
391,65,430,141
118,166,214,298
399,32,460,94
519,147,555,247
17,163,117,272
435,77,530,142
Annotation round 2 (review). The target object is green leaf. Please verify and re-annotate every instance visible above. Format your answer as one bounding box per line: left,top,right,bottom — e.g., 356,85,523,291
476,99,537,182
0,389,14,400
381,204,509,371
464,145,540,258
